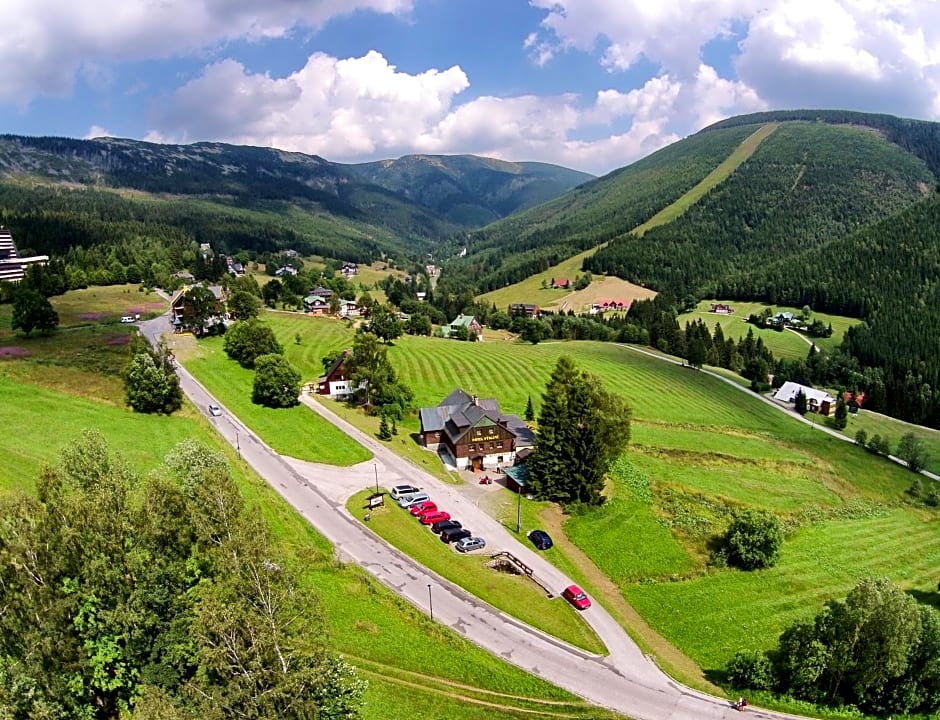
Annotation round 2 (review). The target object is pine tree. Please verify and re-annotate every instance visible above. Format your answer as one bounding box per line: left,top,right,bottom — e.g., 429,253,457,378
524,395,534,422
378,413,392,440
833,393,848,430
794,389,808,415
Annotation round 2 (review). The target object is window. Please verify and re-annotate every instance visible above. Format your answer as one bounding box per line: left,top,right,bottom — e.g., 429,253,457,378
497,442,503,449
468,444,475,451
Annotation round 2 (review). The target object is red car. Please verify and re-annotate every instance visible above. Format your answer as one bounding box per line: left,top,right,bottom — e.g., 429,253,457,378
419,511,451,525
562,584,591,610
409,500,437,516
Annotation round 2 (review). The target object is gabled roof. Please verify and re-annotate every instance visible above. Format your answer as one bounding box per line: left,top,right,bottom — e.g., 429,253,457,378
449,314,477,328
773,381,834,405
319,349,350,383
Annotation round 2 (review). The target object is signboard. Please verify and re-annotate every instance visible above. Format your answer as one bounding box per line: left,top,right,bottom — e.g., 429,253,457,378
474,431,501,442
367,492,384,509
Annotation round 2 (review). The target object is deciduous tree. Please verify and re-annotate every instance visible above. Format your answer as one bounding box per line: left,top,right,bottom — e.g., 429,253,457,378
124,339,182,414
11,287,59,336
224,320,283,368
721,509,784,570
897,432,929,473
252,354,301,408
227,289,262,321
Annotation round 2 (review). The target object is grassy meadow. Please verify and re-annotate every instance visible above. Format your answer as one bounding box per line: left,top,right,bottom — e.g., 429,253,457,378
833,408,940,476
678,299,859,359
232,311,940,685
0,289,619,720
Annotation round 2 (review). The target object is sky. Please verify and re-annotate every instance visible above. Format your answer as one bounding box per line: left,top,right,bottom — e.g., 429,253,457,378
0,0,938,175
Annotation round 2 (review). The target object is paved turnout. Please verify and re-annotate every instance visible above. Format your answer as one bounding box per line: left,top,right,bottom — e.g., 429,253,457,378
142,315,813,720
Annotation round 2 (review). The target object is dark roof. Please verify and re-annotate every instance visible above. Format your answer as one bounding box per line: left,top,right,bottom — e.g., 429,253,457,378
421,388,502,439
504,464,529,487
321,349,350,383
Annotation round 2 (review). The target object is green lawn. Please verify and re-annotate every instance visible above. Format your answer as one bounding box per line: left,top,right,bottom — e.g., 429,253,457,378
834,408,940,476
182,335,372,466
679,299,859,358
345,490,606,655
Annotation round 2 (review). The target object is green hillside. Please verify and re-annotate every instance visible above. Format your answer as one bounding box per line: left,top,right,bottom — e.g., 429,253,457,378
584,121,934,293
453,123,759,292
347,154,593,226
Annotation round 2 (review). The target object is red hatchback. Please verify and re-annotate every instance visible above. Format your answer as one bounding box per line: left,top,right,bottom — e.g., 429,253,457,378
562,584,591,610
409,501,437,516
419,510,451,525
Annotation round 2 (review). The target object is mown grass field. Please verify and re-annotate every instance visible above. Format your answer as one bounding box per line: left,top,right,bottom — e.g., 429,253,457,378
0,290,620,720
242,312,940,689
678,299,859,358
834,408,940,476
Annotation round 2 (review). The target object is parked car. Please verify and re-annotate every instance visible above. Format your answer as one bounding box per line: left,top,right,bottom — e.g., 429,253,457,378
562,584,592,610
455,536,486,553
398,492,430,509
441,527,472,543
391,484,421,500
120,315,136,324
527,529,553,550
419,510,451,525
207,404,222,417
409,501,437,516
431,519,461,534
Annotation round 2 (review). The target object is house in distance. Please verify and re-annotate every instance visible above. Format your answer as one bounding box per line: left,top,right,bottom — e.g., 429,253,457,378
773,381,836,416
317,350,356,399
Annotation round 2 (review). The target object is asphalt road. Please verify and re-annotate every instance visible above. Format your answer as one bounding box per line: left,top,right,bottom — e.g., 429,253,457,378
140,315,812,720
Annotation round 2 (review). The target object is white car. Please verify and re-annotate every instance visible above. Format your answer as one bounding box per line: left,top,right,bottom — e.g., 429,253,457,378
208,404,222,417
397,492,430,509
120,315,136,324
390,484,421,500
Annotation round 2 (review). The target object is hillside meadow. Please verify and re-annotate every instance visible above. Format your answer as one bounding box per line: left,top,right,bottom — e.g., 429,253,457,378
239,312,940,684
0,292,618,720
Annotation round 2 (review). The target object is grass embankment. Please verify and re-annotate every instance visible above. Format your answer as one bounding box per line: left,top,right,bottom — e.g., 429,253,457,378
678,299,859,358
346,490,605,654
833,408,940,476
477,123,778,312
0,290,619,720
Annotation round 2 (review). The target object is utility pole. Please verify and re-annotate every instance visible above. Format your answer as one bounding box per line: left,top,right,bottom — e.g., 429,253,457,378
236,430,240,457
374,462,379,494
427,584,434,621
516,487,522,534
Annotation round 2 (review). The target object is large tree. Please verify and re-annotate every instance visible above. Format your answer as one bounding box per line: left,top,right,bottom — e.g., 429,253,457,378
11,287,59,336
124,338,182,414
897,432,929,473
227,289,262,321
347,331,412,418
181,285,221,336
365,303,403,343
0,433,366,719
720,509,784,570
252,353,301,408
224,320,283,368
526,356,632,505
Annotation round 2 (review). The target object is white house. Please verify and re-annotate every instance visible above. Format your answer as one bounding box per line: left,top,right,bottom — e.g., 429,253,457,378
772,381,836,415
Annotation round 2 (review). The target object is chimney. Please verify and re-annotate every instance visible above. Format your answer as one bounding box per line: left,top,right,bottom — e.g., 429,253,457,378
472,394,478,406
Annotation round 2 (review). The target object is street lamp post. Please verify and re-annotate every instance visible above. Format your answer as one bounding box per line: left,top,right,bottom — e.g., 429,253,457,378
374,462,379,494
236,430,240,456
516,487,522,534
427,584,433,621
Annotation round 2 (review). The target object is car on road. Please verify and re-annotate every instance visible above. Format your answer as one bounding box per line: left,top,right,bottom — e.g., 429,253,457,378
208,404,222,417
391,484,421,500
441,527,472,544
419,510,451,525
398,492,430,509
455,536,486,553
409,501,437,516
528,529,553,550
431,519,461,534
562,584,592,610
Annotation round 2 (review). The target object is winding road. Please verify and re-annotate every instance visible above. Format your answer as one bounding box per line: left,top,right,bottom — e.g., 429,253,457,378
142,314,819,720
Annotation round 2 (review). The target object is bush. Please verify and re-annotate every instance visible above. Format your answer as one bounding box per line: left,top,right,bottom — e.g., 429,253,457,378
854,428,868,446
722,509,784,570
726,651,776,690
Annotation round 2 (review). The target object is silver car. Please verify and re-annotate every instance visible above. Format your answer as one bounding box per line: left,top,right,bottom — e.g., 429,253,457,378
208,404,222,417
455,536,486,553
398,492,430,509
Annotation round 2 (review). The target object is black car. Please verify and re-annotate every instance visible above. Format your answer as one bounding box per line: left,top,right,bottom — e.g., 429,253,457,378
431,519,461,534
528,529,553,550
440,527,472,543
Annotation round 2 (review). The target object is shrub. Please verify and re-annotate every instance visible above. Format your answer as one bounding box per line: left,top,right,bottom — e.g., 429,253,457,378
854,428,868,446
726,651,776,690
722,509,784,570
251,354,300,408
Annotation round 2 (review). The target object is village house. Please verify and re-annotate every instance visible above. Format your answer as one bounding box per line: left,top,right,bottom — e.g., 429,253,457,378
419,389,535,472
340,262,358,277
338,299,360,318
169,284,226,334
226,257,245,276
309,286,334,300
442,314,483,340
274,265,298,277
551,278,570,289
303,294,330,315
509,303,540,318
316,350,357,398
0,228,49,283
589,299,631,315
710,303,735,314
772,381,836,416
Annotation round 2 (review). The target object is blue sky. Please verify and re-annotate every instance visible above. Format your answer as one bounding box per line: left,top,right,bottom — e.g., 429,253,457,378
0,0,937,174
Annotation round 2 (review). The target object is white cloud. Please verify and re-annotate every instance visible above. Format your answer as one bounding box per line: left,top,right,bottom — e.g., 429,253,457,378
0,0,412,104
147,50,697,174
528,0,940,122
84,125,112,140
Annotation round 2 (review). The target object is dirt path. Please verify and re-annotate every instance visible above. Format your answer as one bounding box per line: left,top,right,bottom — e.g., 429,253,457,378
537,503,722,694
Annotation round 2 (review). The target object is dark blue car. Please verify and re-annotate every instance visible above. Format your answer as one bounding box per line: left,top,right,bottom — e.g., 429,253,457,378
528,529,553,550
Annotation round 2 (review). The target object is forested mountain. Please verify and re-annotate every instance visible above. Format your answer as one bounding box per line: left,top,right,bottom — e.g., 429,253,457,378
347,154,593,227
583,121,934,293
452,124,759,292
